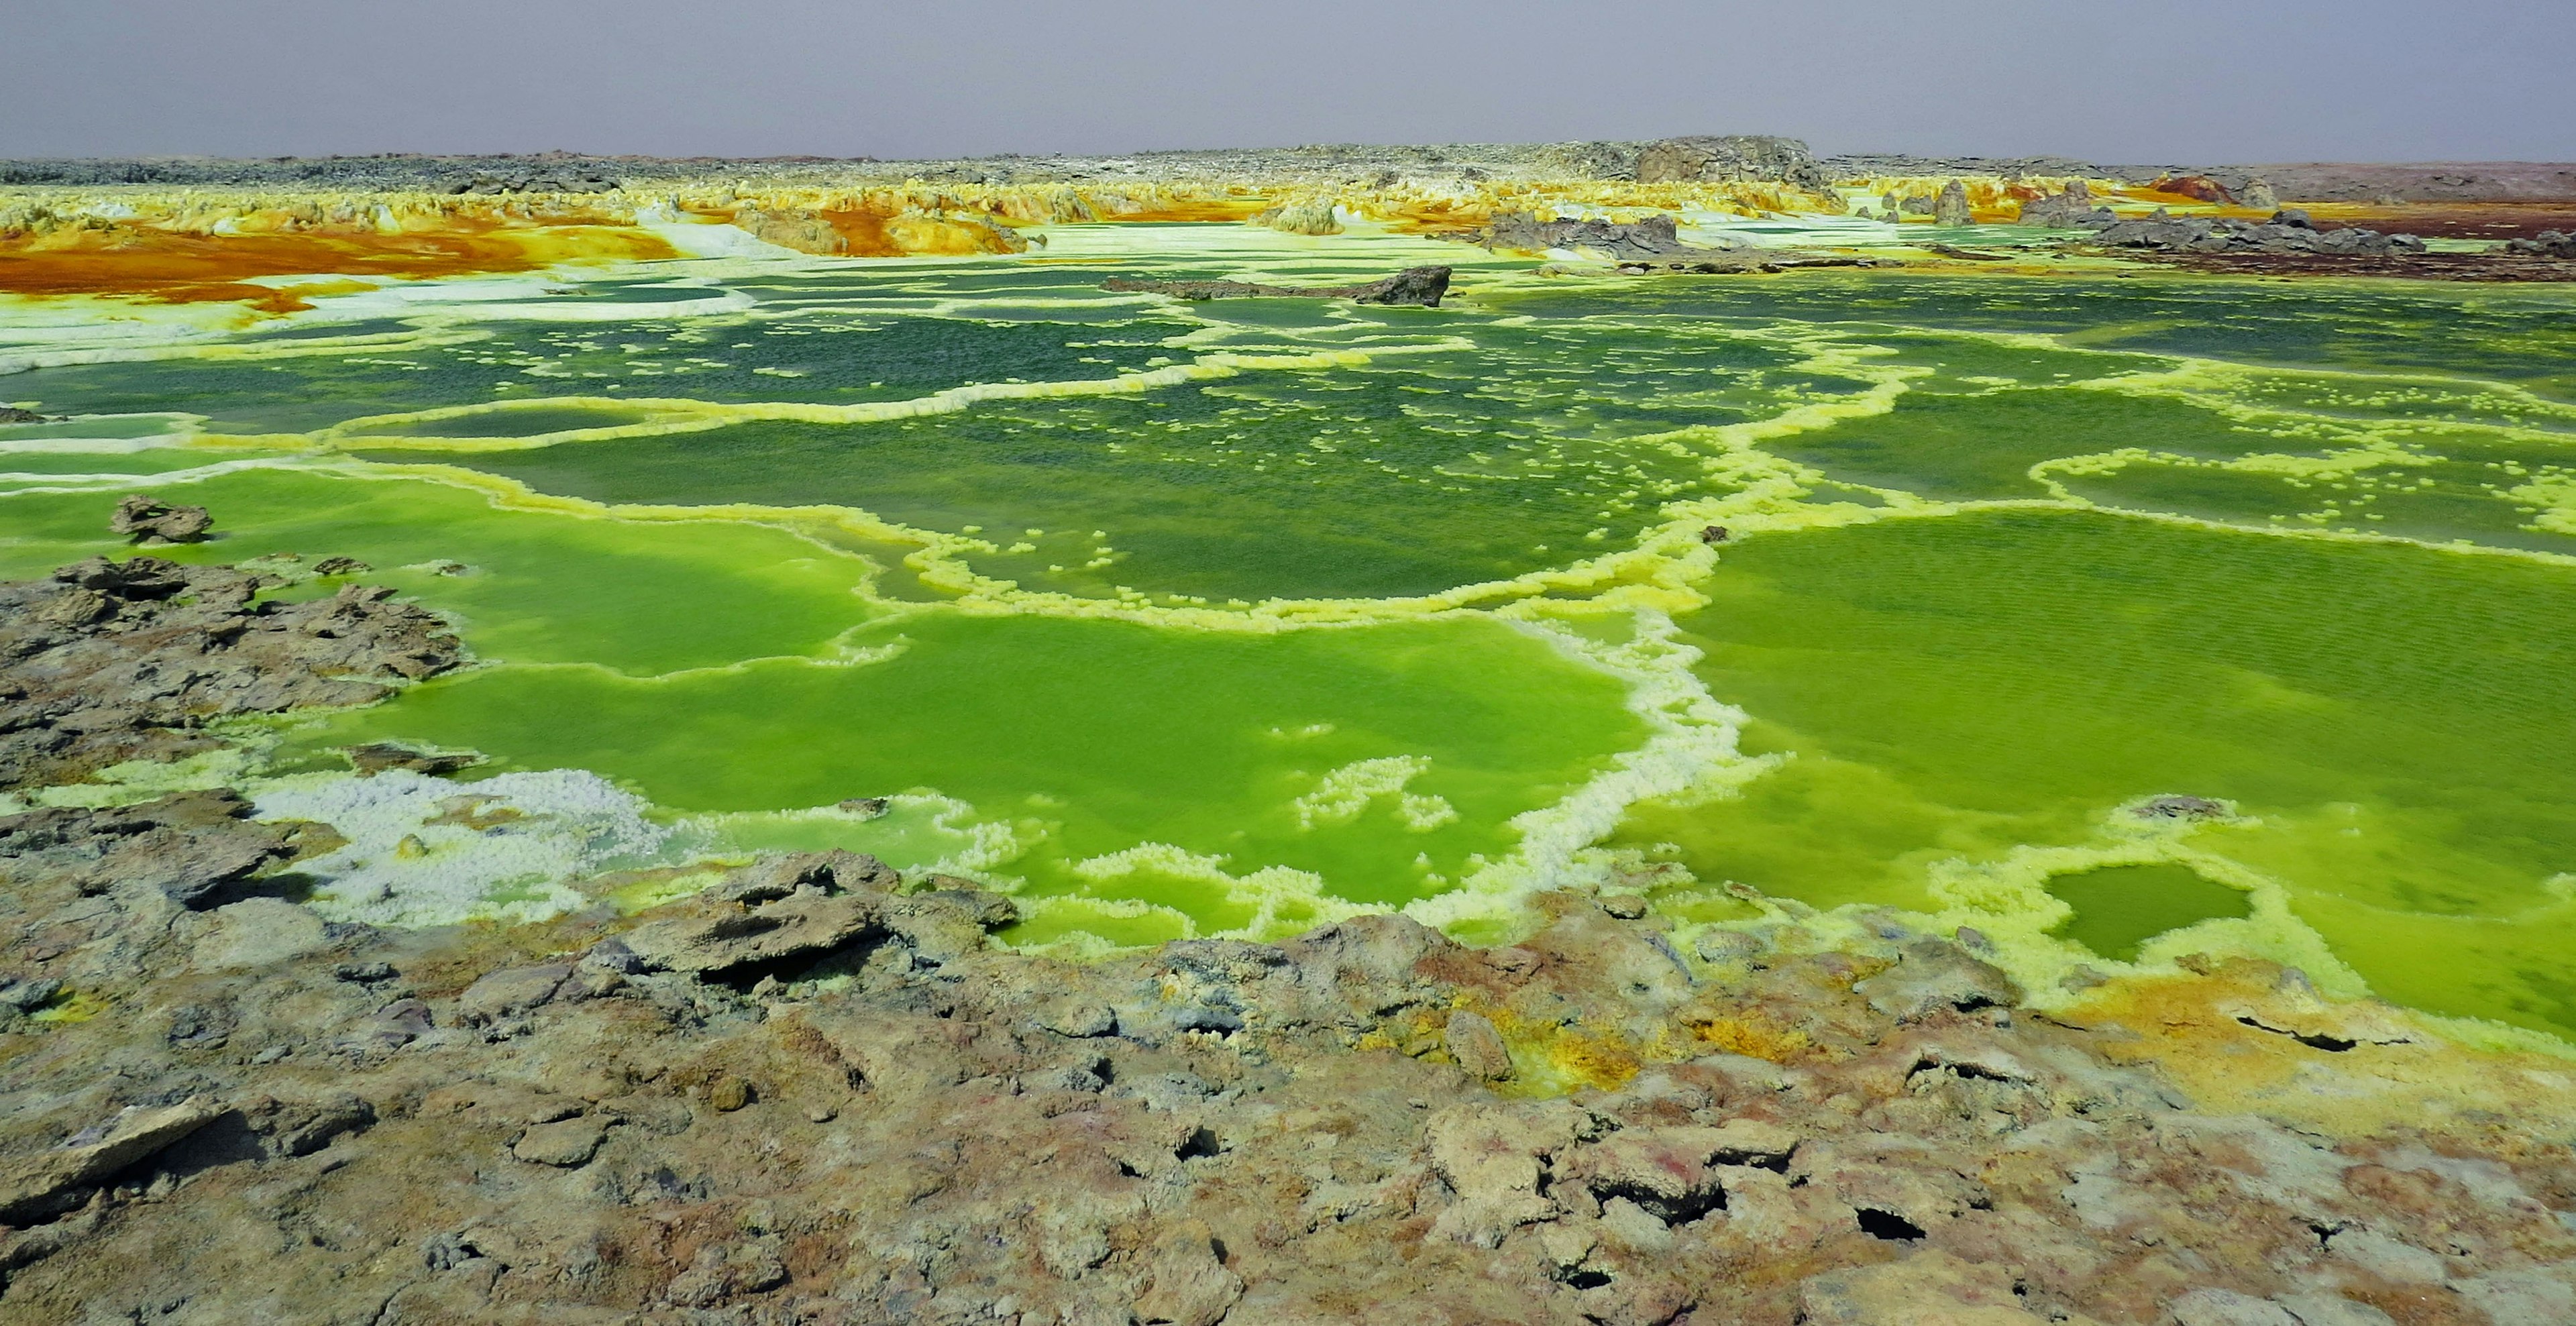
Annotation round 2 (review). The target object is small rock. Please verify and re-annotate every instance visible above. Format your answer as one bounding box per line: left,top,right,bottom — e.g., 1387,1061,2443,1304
1042,1002,1118,1038
454,964,571,1025
706,1077,753,1113
1600,894,1649,920
511,1115,610,1168
0,1096,225,1223
193,897,331,971
1854,940,2020,1021
342,742,480,777
1444,1010,1512,1081
109,495,213,545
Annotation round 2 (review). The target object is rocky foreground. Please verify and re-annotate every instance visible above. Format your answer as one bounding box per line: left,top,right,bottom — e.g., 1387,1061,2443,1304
3,561,2575,1326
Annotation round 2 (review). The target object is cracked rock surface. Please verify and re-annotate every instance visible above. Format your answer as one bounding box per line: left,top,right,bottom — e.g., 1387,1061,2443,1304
0,555,464,789
0,846,2570,1325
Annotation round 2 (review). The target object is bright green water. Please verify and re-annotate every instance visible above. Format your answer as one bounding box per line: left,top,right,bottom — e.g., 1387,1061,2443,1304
2049,864,2254,964
3,227,2571,1040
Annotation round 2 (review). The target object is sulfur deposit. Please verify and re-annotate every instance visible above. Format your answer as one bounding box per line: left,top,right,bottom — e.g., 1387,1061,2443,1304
3,136,2575,1324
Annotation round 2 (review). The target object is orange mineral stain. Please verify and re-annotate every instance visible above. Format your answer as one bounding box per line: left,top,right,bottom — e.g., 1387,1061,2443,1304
0,219,678,308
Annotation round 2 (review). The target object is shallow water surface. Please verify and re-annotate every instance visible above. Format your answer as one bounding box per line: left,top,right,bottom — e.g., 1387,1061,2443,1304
5,230,2571,1040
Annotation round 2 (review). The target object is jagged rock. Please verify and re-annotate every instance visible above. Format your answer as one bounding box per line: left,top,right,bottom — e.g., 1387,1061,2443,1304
0,791,297,905
309,555,369,577
442,171,619,195
1633,135,1829,189
1344,265,1452,307
1,404,52,424
1428,1100,1589,1246
1258,197,1342,235
2084,212,2426,258
1445,1009,1512,1079
0,1096,223,1223
341,742,480,776
1853,939,2020,1020
2015,181,2116,227
734,206,846,254
2151,174,2237,204
1480,211,1691,258
107,494,211,545
241,1092,374,1158
1935,180,1972,227
454,963,573,1024
2,786,2571,1324
2241,178,2280,209
621,889,884,975
1132,1219,1244,1326
706,849,898,904
511,1115,611,1166
1104,266,1450,308
0,554,463,789
2136,794,2230,819
2506,229,2576,258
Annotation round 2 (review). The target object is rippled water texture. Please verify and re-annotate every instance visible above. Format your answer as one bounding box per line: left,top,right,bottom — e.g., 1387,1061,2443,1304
5,223,2572,1041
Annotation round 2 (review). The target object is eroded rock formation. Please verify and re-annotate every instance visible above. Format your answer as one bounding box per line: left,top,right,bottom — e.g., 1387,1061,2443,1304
1104,266,1452,307
1633,135,1831,190
0,550,464,789
1,837,2569,1323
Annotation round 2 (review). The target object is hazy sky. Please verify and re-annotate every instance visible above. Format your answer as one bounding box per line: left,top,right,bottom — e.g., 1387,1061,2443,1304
7,0,2572,163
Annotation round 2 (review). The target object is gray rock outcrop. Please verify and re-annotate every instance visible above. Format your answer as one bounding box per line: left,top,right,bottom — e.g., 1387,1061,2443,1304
2087,209,2428,257
2505,229,2576,257
106,495,210,545
1933,180,1972,227
0,546,464,789
2015,180,2117,227
1103,266,1452,307
1633,135,1831,189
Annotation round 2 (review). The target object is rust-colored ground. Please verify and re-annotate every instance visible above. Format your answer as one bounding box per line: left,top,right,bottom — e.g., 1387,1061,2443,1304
0,222,679,311
1097,198,1271,223
2302,201,2576,239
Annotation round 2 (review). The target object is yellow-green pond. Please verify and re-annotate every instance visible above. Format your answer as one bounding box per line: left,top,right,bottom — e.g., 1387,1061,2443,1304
5,223,2573,1047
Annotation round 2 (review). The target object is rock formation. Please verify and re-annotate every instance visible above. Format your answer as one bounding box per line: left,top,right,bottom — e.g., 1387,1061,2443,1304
106,494,211,545
1,831,2569,1323
2014,180,2117,227
1933,180,1972,227
1633,135,1831,190
1104,266,1452,307
1258,198,1343,235
441,171,621,196
2505,229,2576,257
0,549,464,789
2086,209,2429,257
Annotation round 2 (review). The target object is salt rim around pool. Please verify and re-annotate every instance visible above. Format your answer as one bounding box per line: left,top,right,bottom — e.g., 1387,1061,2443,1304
4,225,2573,1056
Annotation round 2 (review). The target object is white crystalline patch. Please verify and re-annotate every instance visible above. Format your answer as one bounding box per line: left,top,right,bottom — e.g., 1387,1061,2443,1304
1292,757,1456,832
254,769,680,926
